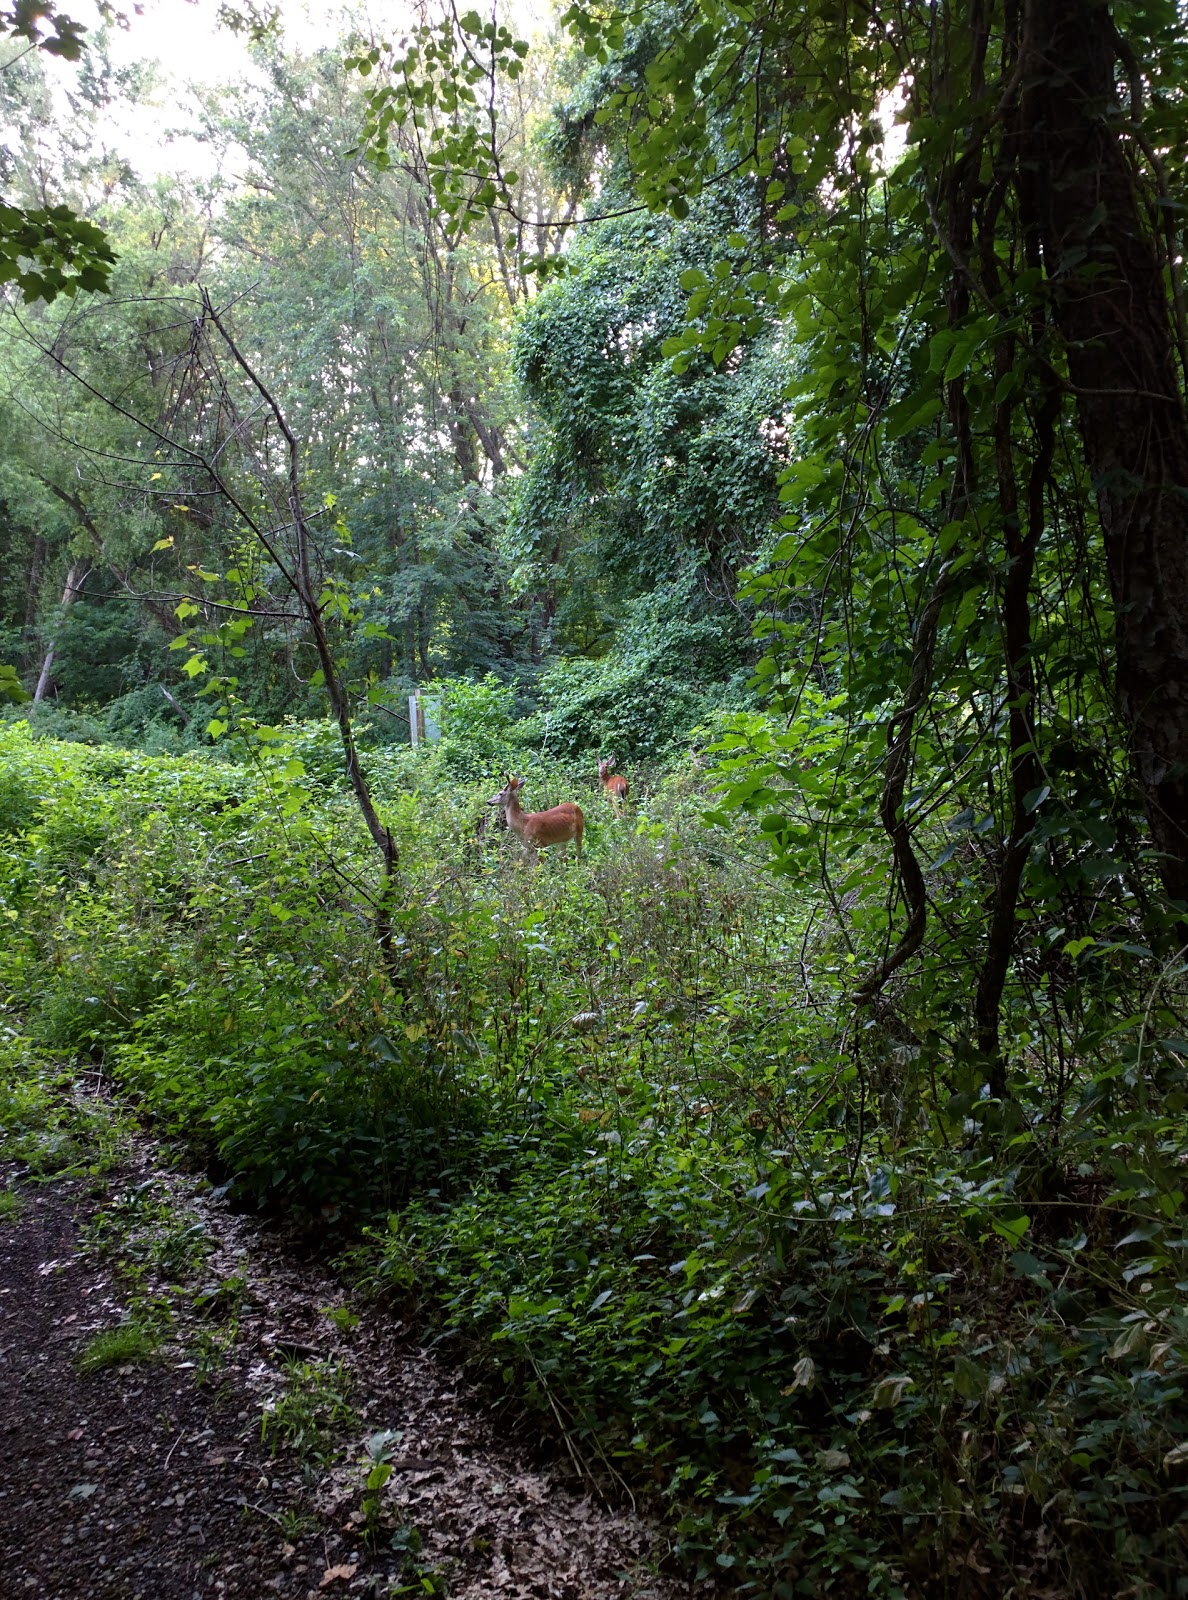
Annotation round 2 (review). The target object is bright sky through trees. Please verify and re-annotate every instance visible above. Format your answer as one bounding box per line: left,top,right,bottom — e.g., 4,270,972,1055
38,0,345,179
45,0,550,182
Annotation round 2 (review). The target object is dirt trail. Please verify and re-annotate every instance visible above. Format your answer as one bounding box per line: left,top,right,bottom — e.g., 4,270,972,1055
0,1144,687,1600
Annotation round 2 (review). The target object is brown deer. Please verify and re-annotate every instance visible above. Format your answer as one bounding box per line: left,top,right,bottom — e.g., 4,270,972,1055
488,774,584,861
597,756,629,818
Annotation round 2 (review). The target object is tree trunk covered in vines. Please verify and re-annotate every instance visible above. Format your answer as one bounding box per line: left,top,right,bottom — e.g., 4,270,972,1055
1024,0,1188,909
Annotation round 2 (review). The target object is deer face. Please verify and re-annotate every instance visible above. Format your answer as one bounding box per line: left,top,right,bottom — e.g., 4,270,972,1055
489,773,525,807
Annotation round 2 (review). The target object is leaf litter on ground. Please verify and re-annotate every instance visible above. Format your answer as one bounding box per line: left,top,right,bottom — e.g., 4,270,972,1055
0,1121,692,1600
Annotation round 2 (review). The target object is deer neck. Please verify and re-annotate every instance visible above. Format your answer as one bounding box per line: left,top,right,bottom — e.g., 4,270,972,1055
503,793,530,840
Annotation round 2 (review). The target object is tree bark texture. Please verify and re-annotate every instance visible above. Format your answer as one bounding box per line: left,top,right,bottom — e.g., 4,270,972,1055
1023,0,1188,906
23,535,46,667
32,563,86,705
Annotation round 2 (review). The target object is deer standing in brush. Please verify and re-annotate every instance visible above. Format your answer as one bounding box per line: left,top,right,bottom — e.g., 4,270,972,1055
598,757,629,818
488,773,584,862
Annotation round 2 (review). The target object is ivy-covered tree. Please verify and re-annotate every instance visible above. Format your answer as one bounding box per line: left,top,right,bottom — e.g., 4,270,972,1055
512,197,784,601
526,1,1188,1059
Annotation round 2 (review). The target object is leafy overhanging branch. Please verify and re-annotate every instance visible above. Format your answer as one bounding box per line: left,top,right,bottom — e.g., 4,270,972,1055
1,4,117,302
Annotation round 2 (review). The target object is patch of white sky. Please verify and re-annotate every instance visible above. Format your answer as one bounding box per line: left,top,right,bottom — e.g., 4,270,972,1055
38,0,340,183
43,0,550,186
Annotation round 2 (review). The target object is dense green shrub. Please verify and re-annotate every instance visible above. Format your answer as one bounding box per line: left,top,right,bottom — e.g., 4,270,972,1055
1,703,113,744
516,585,754,760
0,662,30,704
48,597,161,706
416,674,528,780
0,763,37,833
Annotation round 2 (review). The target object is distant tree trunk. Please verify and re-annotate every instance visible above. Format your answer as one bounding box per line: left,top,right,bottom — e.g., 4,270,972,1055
159,686,190,725
23,535,46,667
35,477,183,641
468,403,506,477
32,562,86,705
1024,0,1188,907
448,386,482,482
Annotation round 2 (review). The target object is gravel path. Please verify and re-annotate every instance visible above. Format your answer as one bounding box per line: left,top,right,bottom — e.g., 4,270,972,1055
0,1148,688,1600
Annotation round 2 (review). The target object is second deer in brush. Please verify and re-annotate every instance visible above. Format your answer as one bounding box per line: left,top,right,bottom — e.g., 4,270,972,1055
598,757,629,818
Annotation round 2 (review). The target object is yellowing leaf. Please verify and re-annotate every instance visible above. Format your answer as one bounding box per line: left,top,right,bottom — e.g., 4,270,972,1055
1108,1323,1147,1361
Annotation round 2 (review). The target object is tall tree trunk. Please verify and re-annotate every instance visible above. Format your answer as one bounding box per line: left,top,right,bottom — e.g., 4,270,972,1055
448,387,482,483
23,535,46,668
1024,0,1188,907
32,563,85,705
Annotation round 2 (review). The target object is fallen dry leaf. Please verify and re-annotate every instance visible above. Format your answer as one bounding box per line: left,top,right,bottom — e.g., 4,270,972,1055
319,1563,358,1588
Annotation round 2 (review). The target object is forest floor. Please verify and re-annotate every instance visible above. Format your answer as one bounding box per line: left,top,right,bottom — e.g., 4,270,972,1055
0,1114,688,1600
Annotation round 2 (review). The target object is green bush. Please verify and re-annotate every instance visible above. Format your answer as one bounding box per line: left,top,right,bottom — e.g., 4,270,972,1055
518,585,755,760
418,674,527,780
117,981,488,1213
0,764,37,833
0,663,30,704
384,1124,1188,1596
1,703,112,744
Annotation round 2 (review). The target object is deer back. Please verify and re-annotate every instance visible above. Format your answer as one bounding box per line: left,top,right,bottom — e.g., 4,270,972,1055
519,799,584,848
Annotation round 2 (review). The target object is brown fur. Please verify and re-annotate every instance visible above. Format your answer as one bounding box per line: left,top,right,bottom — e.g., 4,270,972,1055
489,774,584,861
597,757,629,818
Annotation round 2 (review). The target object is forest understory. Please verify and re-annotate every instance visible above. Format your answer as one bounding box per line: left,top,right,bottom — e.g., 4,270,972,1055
4,724,1188,1600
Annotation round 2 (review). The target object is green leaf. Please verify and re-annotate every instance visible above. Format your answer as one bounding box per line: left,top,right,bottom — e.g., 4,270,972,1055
1010,1250,1052,1284
952,1355,990,1400
0,664,30,704
991,1213,1030,1244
